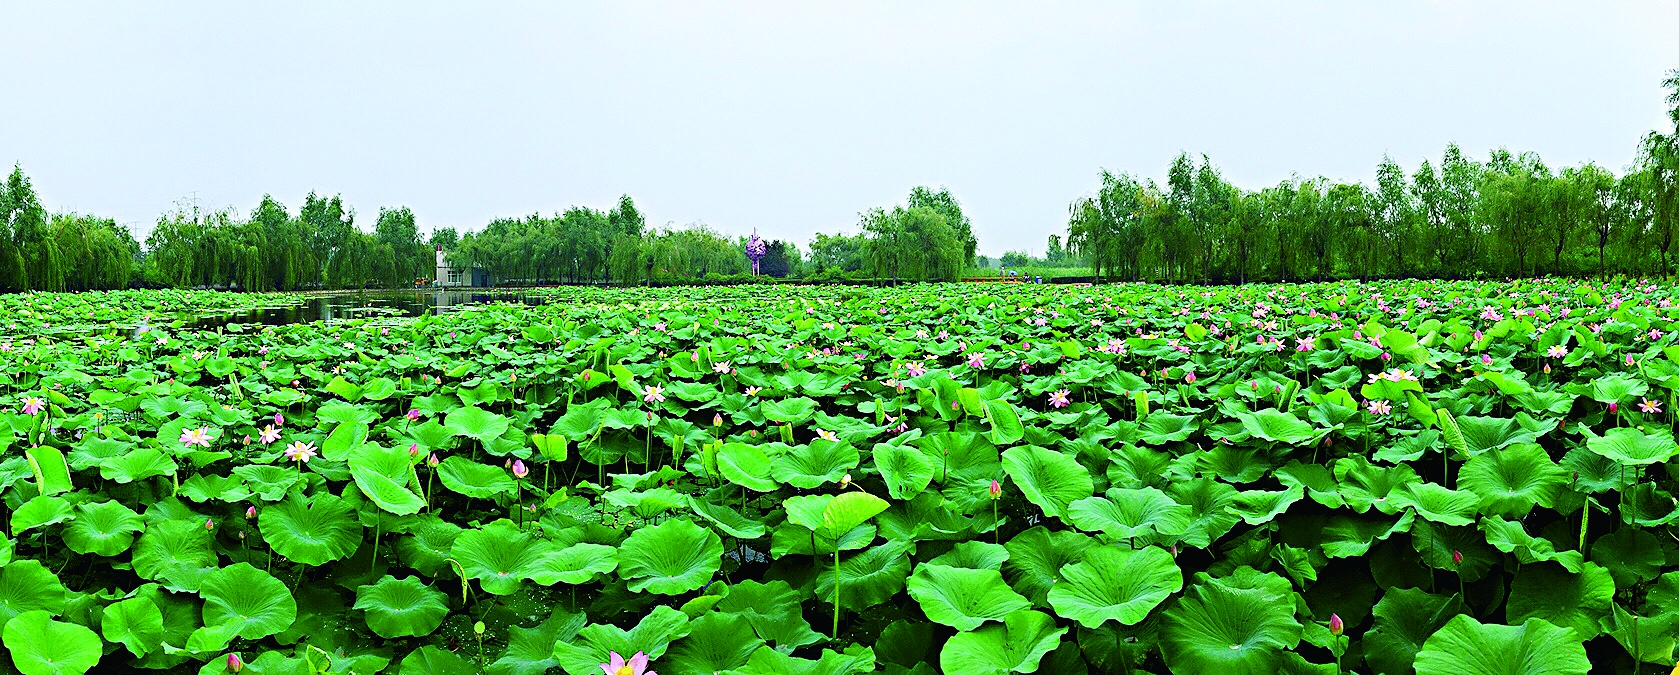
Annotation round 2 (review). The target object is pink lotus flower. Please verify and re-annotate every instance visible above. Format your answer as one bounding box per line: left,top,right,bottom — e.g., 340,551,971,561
816,429,839,442
21,396,45,415
1048,390,1071,409
601,651,656,675
1366,399,1391,416
406,409,421,422
427,453,441,467
643,386,665,403
1480,353,1493,365
512,459,529,479
905,362,926,377
1546,345,1567,358
205,518,215,530
258,425,281,445
1640,397,1663,414
967,352,985,369
180,427,212,448
713,361,731,374
1609,402,1619,414
1295,336,1316,352
1451,550,1463,566
745,386,762,396
227,652,243,672
284,441,318,464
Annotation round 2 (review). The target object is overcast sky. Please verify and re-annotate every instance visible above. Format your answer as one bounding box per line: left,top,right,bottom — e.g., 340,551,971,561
3,2,1677,256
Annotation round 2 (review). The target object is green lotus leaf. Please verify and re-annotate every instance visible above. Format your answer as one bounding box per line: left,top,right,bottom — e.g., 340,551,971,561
11,495,73,533
1170,477,1241,548
939,609,1066,675
348,443,426,516
1391,482,1478,526
1411,520,1498,582
2,610,102,675
1137,412,1199,445
1478,515,1583,572
353,575,450,638
814,542,914,612
760,397,819,425
1238,408,1318,444
259,491,364,565
1362,588,1463,675
985,399,1025,445
1320,510,1413,558
665,612,764,675
929,541,1010,569
1001,445,1092,520
873,442,935,500
1456,443,1567,518
488,609,584,675
320,420,369,462
98,448,178,483
445,405,512,444
199,562,297,640
526,542,619,586
0,560,67,627
551,605,692,675
906,563,1031,631
1587,427,1678,466
396,516,463,578
1601,603,1679,667
1003,526,1096,605
1454,415,1541,455
769,522,876,557
1160,569,1303,675
1559,446,1633,493
101,596,165,658
617,519,723,595
231,464,304,501
1591,372,1648,403
451,519,547,595
399,645,478,675
1590,527,1664,588
1413,615,1589,675
1334,456,1420,514
1066,488,1190,541
771,439,859,489
718,579,824,649
732,644,876,675
1229,486,1304,526
131,518,216,592
1047,546,1182,628
687,496,767,539
437,456,516,499
1505,562,1613,639
784,491,891,541
61,499,144,556
716,442,780,492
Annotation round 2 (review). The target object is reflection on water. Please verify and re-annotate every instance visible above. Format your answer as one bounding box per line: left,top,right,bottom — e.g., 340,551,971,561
194,290,549,328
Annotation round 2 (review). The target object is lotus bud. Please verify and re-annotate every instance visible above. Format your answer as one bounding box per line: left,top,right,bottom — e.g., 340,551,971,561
513,460,529,479
1543,363,1551,374
245,506,257,519
504,458,512,469
227,652,243,672
406,409,421,422
582,372,591,382
839,473,852,488
409,443,419,456
1184,371,1196,384
1170,544,1179,558
1609,402,1619,414
1451,550,1463,566
473,621,486,636
1328,613,1343,637
242,435,250,445
713,413,723,427
205,518,215,530
274,412,284,426
427,453,440,468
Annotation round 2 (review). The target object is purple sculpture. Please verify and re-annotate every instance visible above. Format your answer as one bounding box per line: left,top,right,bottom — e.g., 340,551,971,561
745,230,767,275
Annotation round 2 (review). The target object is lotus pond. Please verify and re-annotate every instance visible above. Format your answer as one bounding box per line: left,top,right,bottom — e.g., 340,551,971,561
3,280,1679,674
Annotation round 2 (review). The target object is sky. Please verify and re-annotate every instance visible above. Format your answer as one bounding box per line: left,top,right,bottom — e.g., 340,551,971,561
3,2,1678,257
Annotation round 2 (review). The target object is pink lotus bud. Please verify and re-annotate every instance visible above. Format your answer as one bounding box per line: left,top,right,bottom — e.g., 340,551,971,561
989,480,1002,499
409,443,420,456
713,413,723,427
1451,550,1463,566
406,409,421,421
1609,402,1619,414
274,412,284,426
1328,613,1343,636
227,652,243,672
427,453,440,467
512,459,528,479
245,506,257,519
205,518,215,530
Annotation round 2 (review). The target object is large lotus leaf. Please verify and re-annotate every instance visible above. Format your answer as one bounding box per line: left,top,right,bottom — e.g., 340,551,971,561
1590,527,1664,588
760,397,819,424
131,518,216,592
1001,445,1093,520
1160,570,1302,675
348,443,426,516
665,612,764,675
733,644,876,675
101,596,165,658
320,420,369,462
61,500,144,556
3,610,102,675
525,542,619,585
1137,413,1199,445
1004,526,1096,605
1170,477,1241,548
1559,446,1634,494
232,464,304,502
784,491,890,541
0,560,67,627
617,519,723,595
1065,488,1190,541
1601,603,1679,667
1454,415,1541,455
1047,546,1182,628
1229,486,1304,526
1411,520,1498,582
259,491,363,565
552,605,692,675
1320,510,1414,558
1587,427,1678,466
873,443,935,500
716,443,780,492
907,563,1031,631
1591,372,1648,403
939,609,1066,675
1413,615,1589,675
399,645,478,675
718,580,824,649
687,496,767,539
771,439,859,489
770,522,876,557
1505,562,1613,639
1335,456,1421,514
99,448,178,484
1362,588,1463,675
353,575,450,638
1478,516,1583,572
1391,482,1478,526
445,406,511,444
397,516,463,578
1456,443,1567,518
199,563,297,640
489,609,585,675
814,542,913,612
452,519,548,595
929,541,1010,569
11,495,73,533
1238,408,1318,444
985,399,1025,445
437,456,516,499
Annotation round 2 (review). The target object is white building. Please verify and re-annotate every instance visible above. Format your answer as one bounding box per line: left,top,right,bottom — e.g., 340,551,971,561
435,246,489,287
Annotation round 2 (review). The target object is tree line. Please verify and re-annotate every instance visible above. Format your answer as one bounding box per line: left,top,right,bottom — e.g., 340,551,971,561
1066,71,1679,283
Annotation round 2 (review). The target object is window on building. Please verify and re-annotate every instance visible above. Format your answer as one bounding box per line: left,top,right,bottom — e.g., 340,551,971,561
448,269,463,285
